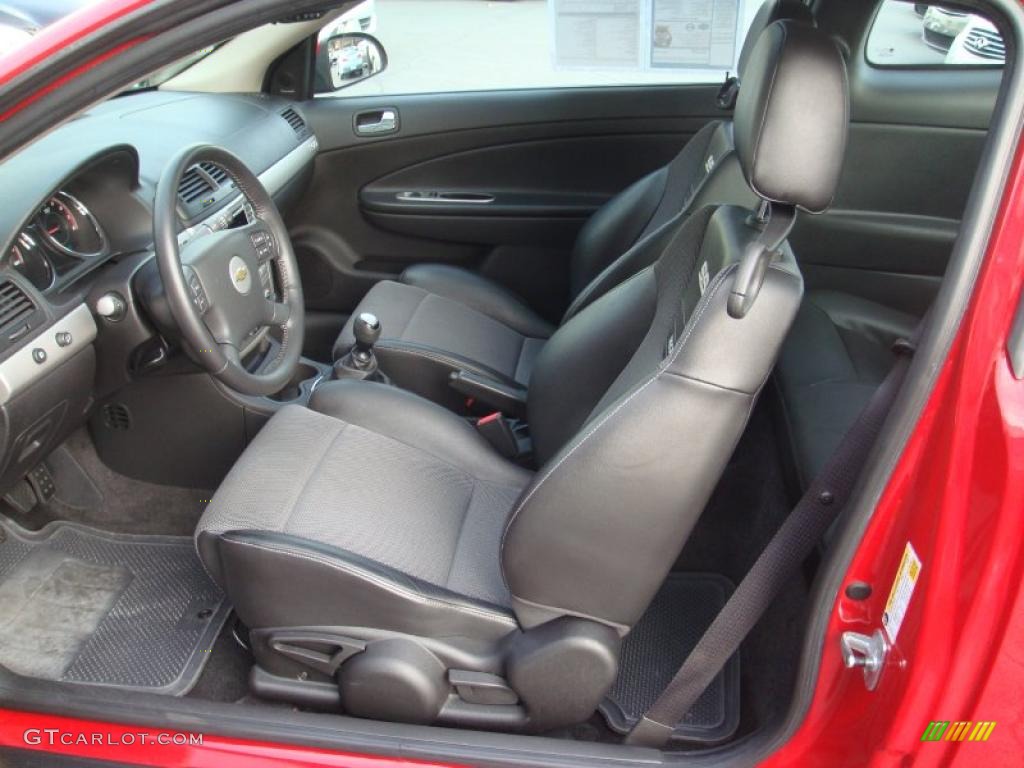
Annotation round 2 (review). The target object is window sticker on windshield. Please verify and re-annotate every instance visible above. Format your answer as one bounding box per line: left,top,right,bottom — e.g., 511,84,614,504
882,542,922,643
550,0,742,71
651,0,740,69
552,0,644,68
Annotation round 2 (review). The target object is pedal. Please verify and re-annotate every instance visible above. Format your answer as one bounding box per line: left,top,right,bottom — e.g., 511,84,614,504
27,463,56,502
3,479,38,515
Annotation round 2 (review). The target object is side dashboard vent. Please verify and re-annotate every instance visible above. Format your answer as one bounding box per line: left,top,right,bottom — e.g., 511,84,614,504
178,167,215,204
280,107,309,138
0,280,36,331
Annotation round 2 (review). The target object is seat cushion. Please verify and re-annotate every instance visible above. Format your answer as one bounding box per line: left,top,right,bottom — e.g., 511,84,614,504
196,387,532,637
776,290,919,488
334,279,549,408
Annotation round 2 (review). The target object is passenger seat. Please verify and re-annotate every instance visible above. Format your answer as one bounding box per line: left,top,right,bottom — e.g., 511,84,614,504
332,0,814,409
775,290,919,489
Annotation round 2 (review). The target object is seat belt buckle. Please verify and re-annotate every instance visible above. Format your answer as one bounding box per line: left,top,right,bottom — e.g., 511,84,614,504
476,412,525,460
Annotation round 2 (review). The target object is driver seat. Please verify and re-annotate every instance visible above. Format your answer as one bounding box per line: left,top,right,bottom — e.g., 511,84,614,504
196,21,848,732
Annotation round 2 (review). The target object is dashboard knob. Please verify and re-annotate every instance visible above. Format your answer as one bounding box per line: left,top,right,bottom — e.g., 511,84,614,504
95,292,126,322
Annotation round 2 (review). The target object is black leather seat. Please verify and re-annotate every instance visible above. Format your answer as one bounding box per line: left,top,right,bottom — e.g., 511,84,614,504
197,20,848,732
332,0,813,410
776,290,918,488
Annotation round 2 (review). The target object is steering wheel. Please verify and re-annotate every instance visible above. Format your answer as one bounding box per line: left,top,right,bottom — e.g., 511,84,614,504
153,145,305,397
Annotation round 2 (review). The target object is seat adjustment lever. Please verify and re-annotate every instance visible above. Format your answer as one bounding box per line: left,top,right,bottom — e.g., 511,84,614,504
268,632,366,677
449,670,519,706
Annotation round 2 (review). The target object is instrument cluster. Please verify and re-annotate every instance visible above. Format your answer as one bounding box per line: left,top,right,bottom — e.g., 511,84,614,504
4,191,109,292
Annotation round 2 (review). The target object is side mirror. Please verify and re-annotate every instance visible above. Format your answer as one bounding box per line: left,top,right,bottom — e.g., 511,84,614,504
316,33,387,93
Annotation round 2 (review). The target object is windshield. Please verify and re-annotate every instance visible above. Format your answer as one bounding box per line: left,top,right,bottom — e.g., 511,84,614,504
124,44,222,91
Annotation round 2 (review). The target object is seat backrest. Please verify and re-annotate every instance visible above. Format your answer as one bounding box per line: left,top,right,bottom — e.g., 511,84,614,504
563,0,816,320
504,20,849,634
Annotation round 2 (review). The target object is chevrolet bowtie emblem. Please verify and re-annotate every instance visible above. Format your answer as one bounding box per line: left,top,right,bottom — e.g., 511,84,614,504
228,256,252,294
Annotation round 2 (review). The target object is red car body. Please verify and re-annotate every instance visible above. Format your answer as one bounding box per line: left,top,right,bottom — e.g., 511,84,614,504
0,2,1022,766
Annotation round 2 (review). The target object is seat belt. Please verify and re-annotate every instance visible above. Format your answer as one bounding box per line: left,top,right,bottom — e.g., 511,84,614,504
625,330,922,748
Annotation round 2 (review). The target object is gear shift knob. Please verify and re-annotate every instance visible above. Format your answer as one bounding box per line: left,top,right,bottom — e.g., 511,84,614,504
347,312,381,371
353,312,381,351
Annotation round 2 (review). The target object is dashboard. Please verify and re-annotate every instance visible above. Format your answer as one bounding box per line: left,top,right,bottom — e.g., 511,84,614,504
0,92,316,297
0,90,317,493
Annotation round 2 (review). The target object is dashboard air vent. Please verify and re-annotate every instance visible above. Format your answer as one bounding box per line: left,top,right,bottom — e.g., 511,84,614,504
0,280,35,330
280,107,308,137
199,162,230,186
178,167,215,204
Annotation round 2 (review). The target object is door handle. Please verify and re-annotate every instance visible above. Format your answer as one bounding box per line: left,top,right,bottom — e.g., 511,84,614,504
395,192,495,204
354,108,399,136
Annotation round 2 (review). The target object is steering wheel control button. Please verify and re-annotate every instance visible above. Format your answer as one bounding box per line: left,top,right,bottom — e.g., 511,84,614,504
55,332,72,348
31,348,47,365
95,292,126,322
249,230,275,260
258,263,274,295
185,270,210,312
229,256,253,295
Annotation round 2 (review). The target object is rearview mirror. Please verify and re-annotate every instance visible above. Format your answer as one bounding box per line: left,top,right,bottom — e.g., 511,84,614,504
316,33,387,93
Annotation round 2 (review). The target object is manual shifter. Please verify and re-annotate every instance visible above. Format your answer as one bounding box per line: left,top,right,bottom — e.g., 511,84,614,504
350,312,381,369
334,312,383,380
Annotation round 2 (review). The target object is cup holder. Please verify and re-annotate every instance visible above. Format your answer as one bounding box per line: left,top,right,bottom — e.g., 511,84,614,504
268,363,321,403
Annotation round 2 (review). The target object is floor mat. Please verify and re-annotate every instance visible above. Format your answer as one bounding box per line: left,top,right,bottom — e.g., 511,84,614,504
598,573,739,744
0,518,228,695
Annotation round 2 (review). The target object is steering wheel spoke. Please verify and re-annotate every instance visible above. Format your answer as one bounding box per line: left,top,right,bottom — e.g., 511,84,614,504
262,299,291,326
219,343,242,369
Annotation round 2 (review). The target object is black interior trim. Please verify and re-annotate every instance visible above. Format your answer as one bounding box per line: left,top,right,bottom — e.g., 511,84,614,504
306,86,726,152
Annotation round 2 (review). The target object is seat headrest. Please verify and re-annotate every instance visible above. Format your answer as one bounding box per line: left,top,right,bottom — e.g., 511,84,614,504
738,0,816,77
734,20,849,214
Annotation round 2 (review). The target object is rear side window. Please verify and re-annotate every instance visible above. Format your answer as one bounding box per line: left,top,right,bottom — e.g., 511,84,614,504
867,1,1004,66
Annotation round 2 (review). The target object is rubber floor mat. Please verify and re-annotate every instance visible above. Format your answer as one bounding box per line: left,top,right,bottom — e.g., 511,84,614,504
0,518,227,694
599,573,739,743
